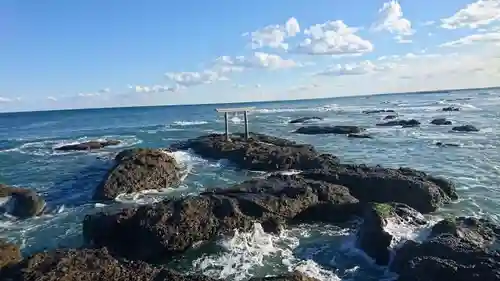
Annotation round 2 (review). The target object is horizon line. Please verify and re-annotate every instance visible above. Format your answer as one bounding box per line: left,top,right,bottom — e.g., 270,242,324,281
1,85,498,115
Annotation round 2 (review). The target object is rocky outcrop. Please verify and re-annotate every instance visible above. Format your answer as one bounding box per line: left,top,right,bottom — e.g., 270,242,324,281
301,165,458,213
347,133,372,139
92,148,181,201
384,115,397,120
363,110,395,114
442,106,460,112
356,203,426,265
0,247,216,281
251,272,319,281
54,140,121,151
390,217,500,281
83,174,360,262
295,126,364,135
452,125,480,132
436,142,460,147
431,118,452,125
170,133,339,171
0,184,46,218
289,117,323,124
376,119,420,127
0,240,21,270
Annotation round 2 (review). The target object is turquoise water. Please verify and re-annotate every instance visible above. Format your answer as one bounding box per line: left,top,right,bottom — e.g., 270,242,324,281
1,89,499,280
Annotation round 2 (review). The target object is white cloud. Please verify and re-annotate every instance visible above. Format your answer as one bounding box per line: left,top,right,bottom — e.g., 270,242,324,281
373,0,414,39
0,97,12,103
165,70,228,87
441,0,500,29
129,84,180,93
47,96,57,101
293,20,373,55
215,52,299,71
317,60,395,76
440,32,500,47
422,20,435,26
242,17,300,50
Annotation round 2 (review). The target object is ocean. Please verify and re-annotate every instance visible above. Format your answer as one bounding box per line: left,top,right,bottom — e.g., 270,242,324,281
1,89,499,280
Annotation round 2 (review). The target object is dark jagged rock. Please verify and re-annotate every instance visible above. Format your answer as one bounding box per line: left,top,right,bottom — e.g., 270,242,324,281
357,203,426,265
430,217,500,248
384,115,397,120
295,126,364,135
289,117,323,124
431,118,452,125
363,109,395,114
0,240,21,270
391,217,500,281
376,119,420,127
170,133,339,171
54,140,121,151
301,165,458,213
0,247,215,281
442,106,460,112
347,133,372,139
92,148,181,201
436,142,460,147
0,184,46,218
452,125,480,132
83,174,360,262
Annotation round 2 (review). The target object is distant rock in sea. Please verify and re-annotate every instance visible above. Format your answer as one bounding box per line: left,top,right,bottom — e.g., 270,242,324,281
442,106,460,112
363,109,395,114
0,184,46,218
295,125,364,135
55,140,121,151
431,118,452,125
376,119,420,127
452,125,479,132
289,116,323,124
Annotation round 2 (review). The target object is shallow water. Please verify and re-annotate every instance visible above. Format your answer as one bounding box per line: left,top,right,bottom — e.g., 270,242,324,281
1,89,499,280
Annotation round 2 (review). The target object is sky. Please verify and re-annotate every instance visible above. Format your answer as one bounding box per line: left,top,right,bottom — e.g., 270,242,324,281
1,0,500,112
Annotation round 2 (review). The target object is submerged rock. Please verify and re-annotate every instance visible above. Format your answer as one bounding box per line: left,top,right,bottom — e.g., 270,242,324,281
92,148,181,201
0,184,46,218
347,133,373,139
436,142,460,147
289,117,323,124
0,247,216,281
442,106,460,112
384,115,397,120
363,109,395,114
295,126,364,135
0,240,21,270
391,217,500,281
170,133,339,171
83,174,360,261
376,119,420,127
54,140,121,151
452,125,480,132
431,118,452,125
357,203,426,265
301,165,458,213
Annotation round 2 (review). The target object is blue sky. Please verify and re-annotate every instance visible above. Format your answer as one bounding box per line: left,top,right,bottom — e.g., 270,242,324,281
1,0,499,112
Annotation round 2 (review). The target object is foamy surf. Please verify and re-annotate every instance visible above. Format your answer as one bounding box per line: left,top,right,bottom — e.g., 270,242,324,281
172,121,209,126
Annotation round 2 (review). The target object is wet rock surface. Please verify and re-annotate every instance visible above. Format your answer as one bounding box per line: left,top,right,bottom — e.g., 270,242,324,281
436,142,460,147
289,117,323,124
0,184,46,218
376,119,420,127
431,118,452,125
295,126,364,135
83,174,360,262
347,133,372,139
54,140,121,151
0,240,21,270
92,148,181,201
452,125,480,132
391,217,500,281
356,203,426,265
170,133,339,171
363,109,395,114
442,106,460,112
301,165,457,213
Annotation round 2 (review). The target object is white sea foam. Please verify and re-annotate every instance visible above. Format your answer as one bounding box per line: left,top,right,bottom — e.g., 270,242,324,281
192,223,344,281
172,121,209,126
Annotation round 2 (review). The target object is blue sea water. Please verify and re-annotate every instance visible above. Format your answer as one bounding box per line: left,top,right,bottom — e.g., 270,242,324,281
1,89,499,280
